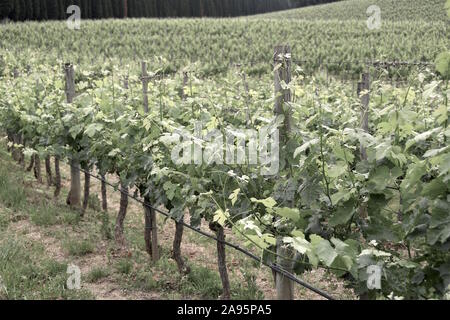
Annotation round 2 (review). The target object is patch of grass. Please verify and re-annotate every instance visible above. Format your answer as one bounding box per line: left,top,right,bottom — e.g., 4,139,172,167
180,265,223,299
115,258,133,275
0,207,11,231
40,259,68,277
154,249,178,274
60,210,81,226
232,271,265,300
88,194,101,212
0,238,92,299
100,211,113,240
86,267,110,283
133,270,159,292
63,238,94,257
30,205,58,227
0,166,26,211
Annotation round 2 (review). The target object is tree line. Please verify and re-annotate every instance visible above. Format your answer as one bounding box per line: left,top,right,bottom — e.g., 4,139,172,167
0,0,339,21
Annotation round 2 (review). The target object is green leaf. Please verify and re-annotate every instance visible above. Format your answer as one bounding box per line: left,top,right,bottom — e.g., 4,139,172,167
421,179,447,198
213,209,230,227
108,148,121,157
423,146,449,158
405,128,441,151
283,236,311,255
310,235,338,267
274,207,300,222
330,189,352,205
327,161,347,178
250,197,277,209
332,144,355,164
228,188,240,207
69,124,83,139
163,181,177,201
401,161,426,191
329,200,356,227
84,123,104,138
293,138,319,158
368,166,396,192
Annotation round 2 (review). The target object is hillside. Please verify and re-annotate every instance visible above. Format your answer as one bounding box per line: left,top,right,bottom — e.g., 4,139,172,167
0,142,354,300
258,0,448,22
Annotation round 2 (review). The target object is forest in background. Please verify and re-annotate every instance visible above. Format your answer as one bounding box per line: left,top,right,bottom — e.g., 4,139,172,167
0,0,339,21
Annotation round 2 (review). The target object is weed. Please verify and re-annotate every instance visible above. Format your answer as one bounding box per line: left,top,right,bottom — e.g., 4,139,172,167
63,239,94,256
86,267,110,283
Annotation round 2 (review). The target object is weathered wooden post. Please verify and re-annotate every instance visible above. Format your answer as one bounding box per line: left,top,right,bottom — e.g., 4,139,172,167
45,156,52,186
274,45,292,137
357,73,370,161
64,63,81,208
141,61,159,262
141,61,149,113
274,45,295,300
181,71,188,100
357,72,370,221
54,156,61,198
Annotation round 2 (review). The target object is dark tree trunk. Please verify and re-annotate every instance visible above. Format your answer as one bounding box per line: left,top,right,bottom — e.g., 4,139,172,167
150,207,159,262
66,158,81,208
114,182,128,245
54,156,61,198
143,195,152,256
18,135,24,167
172,216,190,274
81,165,90,216
45,156,52,186
11,133,22,162
210,223,231,300
26,154,35,172
101,174,107,211
33,153,43,184
143,195,159,262
6,130,12,152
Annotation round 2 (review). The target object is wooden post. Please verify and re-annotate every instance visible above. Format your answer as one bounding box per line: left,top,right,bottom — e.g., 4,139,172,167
123,0,128,18
357,73,370,161
64,63,75,103
45,156,52,186
276,239,296,300
33,153,43,184
182,71,188,100
273,45,294,300
141,61,159,262
101,174,107,211
64,63,81,208
115,181,128,246
216,226,231,299
273,45,292,137
81,163,90,216
141,61,149,113
54,156,61,198
357,73,370,221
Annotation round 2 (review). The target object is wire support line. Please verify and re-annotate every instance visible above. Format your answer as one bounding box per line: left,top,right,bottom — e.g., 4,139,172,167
72,163,336,300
